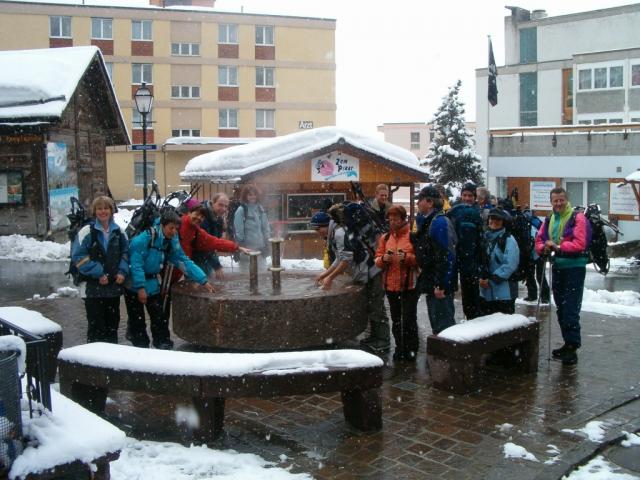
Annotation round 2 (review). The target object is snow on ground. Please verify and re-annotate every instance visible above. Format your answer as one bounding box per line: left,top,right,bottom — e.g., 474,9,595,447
621,431,640,447
581,289,640,317
562,455,639,479
562,421,608,442
111,438,313,480
0,235,69,262
503,442,538,462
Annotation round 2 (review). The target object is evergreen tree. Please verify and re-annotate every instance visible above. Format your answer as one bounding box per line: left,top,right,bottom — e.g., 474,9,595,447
422,80,484,188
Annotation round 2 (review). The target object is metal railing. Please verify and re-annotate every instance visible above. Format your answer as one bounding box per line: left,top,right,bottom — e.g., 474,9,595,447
0,318,52,414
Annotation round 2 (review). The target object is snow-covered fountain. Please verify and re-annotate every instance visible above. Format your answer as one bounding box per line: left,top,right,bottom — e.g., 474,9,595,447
171,239,367,350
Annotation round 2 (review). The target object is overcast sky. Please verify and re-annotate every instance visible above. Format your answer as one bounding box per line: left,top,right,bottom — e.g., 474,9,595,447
12,0,637,134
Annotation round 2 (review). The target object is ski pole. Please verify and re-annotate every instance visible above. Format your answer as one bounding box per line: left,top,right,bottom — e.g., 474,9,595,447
547,252,555,364
535,258,547,319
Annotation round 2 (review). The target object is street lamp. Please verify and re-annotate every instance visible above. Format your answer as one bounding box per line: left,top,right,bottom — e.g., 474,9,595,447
134,82,154,200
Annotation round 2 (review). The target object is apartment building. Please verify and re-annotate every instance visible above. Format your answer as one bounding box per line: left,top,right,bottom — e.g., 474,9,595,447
475,4,640,238
0,0,336,199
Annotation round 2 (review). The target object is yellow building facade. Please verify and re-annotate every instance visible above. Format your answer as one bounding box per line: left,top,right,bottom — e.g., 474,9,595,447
0,1,336,200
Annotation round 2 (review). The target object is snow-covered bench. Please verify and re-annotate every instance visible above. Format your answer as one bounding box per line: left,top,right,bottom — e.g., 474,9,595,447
58,344,384,440
9,385,125,480
0,307,63,383
426,313,540,394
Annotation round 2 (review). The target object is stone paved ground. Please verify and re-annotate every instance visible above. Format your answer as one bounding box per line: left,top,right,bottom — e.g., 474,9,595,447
8,291,640,479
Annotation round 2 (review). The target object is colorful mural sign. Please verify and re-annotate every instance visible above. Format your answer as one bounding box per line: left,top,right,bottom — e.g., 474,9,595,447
311,151,359,182
47,142,78,231
0,171,24,204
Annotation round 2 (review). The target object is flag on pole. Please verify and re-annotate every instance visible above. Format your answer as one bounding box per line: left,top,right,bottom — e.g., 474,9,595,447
488,37,498,107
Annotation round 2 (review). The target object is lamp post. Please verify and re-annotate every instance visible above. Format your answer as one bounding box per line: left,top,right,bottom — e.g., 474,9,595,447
134,82,154,200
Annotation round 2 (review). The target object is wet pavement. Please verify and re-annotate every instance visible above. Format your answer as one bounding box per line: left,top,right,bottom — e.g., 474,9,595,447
2,267,640,479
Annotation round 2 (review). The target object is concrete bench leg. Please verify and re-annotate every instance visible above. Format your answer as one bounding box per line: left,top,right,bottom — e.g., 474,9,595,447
517,338,540,373
193,397,225,441
68,383,108,414
341,388,382,432
428,354,479,394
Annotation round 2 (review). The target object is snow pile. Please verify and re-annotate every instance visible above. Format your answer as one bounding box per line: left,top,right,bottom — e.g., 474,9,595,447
0,335,26,375
0,307,62,335
581,289,640,317
281,258,323,271
58,344,383,377
544,444,561,465
0,235,69,262
439,313,535,343
562,421,608,442
111,438,312,480
10,385,126,479
496,423,514,433
503,442,538,462
117,199,144,208
114,208,134,232
621,431,640,447
563,455,638,479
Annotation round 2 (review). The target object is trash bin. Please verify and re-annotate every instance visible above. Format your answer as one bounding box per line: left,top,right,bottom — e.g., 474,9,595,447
0,350,23,472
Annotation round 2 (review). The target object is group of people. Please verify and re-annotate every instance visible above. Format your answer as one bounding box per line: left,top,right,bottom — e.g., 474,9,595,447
70,184,270,349
311,183,587,366
72,181,588,367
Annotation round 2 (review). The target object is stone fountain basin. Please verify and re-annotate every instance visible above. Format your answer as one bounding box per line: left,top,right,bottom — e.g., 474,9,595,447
171,272,367,351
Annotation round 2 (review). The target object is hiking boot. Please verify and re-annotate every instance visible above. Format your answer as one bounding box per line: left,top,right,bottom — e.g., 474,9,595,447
360,337,390,354
556,344,578,365
540,297,550,304
523,296,537,302
154,340,174,350
552,344,569,358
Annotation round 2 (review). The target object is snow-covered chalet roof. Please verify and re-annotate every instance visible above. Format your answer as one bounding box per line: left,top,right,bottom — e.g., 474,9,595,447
180,126,428,183
625,170,640,182
0,46,129,144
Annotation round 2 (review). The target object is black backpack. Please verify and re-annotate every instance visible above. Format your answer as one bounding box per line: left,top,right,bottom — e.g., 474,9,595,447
329,201,382,265
507,210,533,282
447,204,483,274
572,204,611,275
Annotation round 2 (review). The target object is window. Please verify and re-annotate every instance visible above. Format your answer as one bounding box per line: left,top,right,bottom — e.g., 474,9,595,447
578,120,592,125
132,20,152,40
104,62,113,80
91,17,112,39
171,129,201,137
593,118,608,125
256,67,275,87
519,27,537,64
50,16,71,38
578,69,592,90
132,63,152,84
632,65,640,87
578,65,624,90
132,109,153,126
594,67,607,89
256,109,275,129
610,66,623,87
255,25,274,45
0,171,25,205
134,158,155,185
286,193,346,232
609,118,623,123
218,66,238,86
565,180,610,214
519,72,537,126
171,85,200,99
171,42,199,56
410,132,420,150
219,109,238,128
218,24,238,44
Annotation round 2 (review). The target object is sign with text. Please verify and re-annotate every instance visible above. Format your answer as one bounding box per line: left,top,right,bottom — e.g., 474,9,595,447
131,144,157,151
530,181,555,210
298,120,314,129
311,151,359,182
610,182,638,216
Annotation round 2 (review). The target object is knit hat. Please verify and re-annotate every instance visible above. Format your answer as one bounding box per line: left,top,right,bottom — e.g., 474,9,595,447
461,182,477,196
185,198,200,211
309,211,331,228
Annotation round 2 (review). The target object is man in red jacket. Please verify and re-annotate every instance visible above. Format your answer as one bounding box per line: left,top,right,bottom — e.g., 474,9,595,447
161,205,251,319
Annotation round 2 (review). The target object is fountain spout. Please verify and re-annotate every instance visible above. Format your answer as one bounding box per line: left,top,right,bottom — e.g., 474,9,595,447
249,251,261,294
268,237,284,293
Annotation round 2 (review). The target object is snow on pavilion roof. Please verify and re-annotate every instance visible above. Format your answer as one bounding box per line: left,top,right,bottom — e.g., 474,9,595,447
180,126,428,182
0,46,126,138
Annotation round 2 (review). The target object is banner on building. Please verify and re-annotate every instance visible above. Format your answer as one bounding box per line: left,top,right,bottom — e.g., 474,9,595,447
610,182,638,216
530,181,555,210
47,142,79,231
311,151,359,182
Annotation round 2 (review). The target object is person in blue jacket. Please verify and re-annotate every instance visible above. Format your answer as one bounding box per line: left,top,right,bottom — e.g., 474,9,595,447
479,208,520,315
71,196,129,344
125,210,214,349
